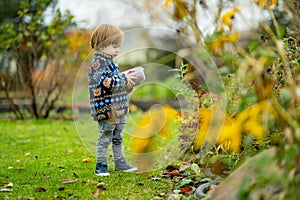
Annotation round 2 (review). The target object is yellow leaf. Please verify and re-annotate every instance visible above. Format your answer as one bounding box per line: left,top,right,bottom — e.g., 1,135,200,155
221,7,240,30
82,157,92,163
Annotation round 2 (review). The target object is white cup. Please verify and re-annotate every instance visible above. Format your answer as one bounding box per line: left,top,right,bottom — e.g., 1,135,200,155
122,67,146,85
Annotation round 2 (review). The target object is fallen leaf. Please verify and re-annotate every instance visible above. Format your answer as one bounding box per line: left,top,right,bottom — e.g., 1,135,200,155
88,181,100,185
180,185,193,195
179,163,190,172
5,182,13,188
60,179,78,184
25,152,31,156
169,170,180,177
34,187,46,192
42,174,51,178
82,157,92,163
18,167,24,171
0,188,11,192
97,185,107,191
92,188,99,198
159,192,166,197
7,167,13,170
151,177,161,181
92,185,107,198
151,197,163,200
168,194,181,200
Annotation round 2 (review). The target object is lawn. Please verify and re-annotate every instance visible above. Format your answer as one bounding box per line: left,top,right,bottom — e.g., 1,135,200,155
0,120,175,199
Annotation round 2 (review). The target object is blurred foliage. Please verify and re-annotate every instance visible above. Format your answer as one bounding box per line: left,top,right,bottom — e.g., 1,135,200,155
152,0,300,198
0,0,76,119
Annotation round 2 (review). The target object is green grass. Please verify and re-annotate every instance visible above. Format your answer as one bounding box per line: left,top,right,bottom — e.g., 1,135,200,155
0,120,175,199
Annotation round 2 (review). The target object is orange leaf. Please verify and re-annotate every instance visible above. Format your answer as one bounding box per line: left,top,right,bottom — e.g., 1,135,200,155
82,157,92,163
169,170,180,177
180,185,193,195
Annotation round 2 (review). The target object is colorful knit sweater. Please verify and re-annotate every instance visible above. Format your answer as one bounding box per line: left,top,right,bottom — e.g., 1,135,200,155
88,51,129,121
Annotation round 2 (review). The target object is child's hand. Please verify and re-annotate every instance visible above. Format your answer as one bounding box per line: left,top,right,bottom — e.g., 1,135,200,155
126,75,138,88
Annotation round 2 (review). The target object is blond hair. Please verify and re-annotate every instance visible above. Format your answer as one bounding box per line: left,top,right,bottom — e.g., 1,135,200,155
90,24,124,50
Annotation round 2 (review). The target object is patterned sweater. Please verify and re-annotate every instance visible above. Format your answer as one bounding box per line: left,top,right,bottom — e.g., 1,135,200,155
88,51,129,121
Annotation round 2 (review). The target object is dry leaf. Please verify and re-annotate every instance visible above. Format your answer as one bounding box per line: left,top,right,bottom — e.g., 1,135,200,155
42,174,51,178
0,188,11,192
151,177,161,181
88,181,100,185
82,157,92,163
168,194,181,200
151,197,163,200
92,185,107,197
5,182,13,188
60,179,78,184
98,185,107,191
92,188,99,198
180,185,193,195
169,170,180,177
179,163,190,172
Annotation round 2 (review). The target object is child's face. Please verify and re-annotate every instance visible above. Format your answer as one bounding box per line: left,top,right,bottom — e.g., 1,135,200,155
102,44,120,58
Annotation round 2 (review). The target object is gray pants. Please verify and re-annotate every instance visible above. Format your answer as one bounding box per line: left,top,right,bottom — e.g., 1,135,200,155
96,116,126,164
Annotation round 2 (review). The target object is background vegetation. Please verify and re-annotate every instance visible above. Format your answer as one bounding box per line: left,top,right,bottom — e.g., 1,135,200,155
0,0,299,199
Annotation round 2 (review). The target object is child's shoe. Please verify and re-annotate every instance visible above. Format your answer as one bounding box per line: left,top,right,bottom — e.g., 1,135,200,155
115,158,138,172
95,163,110,176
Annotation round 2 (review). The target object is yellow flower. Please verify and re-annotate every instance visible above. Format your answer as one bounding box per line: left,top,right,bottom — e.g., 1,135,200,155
209,32,240,55
193,108,211,149
193,108,242,152
130,105,178,153
163,0,181,8
193,101,276,152
254,0,278,8
221,7,240,30
217,122,242,152
237,101,276,140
